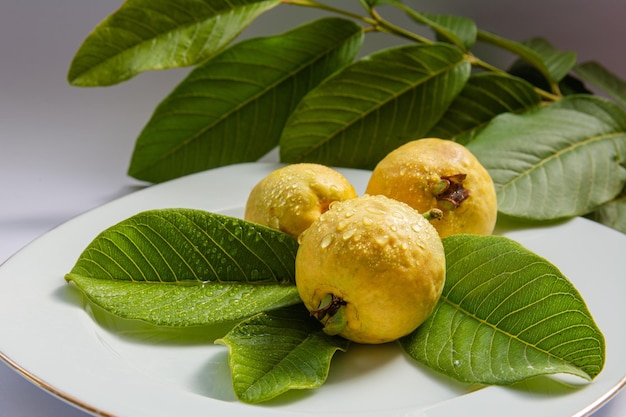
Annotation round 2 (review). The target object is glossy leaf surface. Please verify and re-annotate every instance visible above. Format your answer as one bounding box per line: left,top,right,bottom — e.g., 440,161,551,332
279,43,471,168
127,17,364,183
68,0,281,86
216,305,350,403
65,209,301,325
401,234,605,384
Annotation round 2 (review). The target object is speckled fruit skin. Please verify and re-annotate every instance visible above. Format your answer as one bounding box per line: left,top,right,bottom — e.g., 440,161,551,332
295,194,446,344
366,138,497,238
244,163,357,238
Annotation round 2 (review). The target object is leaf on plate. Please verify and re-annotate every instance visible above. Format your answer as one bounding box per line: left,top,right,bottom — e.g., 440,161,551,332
279,43,471,169
65,209,302,325
466,95,626,220
427,72,541,144
215,305,350,403
574,61,626,108
127,17,364,183
67,0,282,86
400,234,606,385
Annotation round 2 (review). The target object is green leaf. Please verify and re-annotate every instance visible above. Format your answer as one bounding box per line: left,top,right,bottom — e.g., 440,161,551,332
507,61,592,97
65,209,302,325
586,186,626,234
127,18,364,183
477,30,570,85
400,234,605,384
279,43,471,169
400,7,477,50
521,38,577,84
427,72,541,144
65,275,301,326
467,95,626,220
575,61,626,108
68,0,282,86
215,305,350,403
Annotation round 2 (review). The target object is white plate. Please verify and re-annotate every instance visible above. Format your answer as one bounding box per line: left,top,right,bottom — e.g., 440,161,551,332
0,162,624,417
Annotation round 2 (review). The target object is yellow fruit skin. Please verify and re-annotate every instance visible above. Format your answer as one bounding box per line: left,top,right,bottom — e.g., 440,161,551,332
244,163,357,238
366,138,497,238
296,194,446,344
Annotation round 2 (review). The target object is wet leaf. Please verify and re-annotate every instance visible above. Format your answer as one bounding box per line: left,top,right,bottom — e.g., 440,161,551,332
216,305,350,403
401,234,605,384
65,209,301,325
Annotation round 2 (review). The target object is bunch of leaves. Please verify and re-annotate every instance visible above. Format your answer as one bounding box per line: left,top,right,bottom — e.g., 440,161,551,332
65,208,605,404
67,0,626,234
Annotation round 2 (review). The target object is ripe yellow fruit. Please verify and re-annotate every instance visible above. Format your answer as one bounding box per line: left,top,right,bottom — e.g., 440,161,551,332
295,194,446,344
366,138,497,237
244,163,357,238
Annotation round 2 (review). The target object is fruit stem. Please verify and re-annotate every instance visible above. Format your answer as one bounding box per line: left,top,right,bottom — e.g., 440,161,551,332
422,208,444,221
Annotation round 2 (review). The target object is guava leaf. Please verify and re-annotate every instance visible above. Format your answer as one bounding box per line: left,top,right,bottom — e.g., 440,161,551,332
400,7,477,50
400,234,605,384
65,209,301,326
520,38,577,85
215,305,350,403
586,186,626,234
574,61,626,108
427,72,541,144
466,95,626,220
477,30,567,85
127,17,364,183
279,43,471,169
67,0,282,86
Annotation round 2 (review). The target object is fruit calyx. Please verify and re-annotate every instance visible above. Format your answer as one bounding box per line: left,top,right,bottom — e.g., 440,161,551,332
310,294,348,336
435,174,470,209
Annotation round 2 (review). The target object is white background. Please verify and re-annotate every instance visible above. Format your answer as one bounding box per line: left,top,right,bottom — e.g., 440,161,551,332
1,1,625,415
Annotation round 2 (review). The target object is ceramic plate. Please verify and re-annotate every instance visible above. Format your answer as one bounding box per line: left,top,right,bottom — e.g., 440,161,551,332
0,163,624,417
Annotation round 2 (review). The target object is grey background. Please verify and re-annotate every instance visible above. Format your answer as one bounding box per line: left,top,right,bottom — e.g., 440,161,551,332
1,1,625,416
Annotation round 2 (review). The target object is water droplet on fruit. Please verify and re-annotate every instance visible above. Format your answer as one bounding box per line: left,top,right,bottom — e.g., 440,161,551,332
362,216,374,226
366,206,385,215
374,234,389,246
342,228,356,240
320,234,334,249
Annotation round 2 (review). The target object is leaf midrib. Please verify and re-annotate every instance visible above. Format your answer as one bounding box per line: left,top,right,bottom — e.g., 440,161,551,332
290,56,470,161
498,130,625,193
140,27,363,170
71,1,271,83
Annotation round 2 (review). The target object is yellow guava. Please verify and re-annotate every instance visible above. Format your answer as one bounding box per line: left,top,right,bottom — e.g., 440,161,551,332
365,138,497,237
295,194,446,344
244,163,357,238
